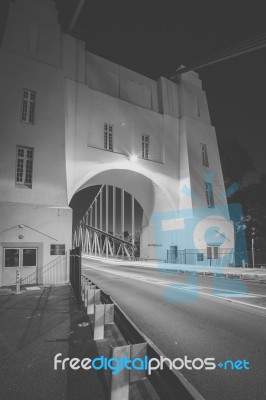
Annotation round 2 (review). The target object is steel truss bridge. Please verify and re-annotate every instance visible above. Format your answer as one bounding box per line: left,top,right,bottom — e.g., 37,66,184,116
73,184,136,258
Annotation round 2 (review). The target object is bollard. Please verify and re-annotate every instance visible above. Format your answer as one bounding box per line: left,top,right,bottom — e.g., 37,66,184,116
93,303,115,339
84,284,97,306
94,304,105,340
86,289,101,315
84,283,93,306
110,345,130,400
110,343,147,400
16,269,20,294
104,304,114,324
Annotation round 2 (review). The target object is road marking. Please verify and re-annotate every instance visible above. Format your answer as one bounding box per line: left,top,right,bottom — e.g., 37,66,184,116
83,261,266,313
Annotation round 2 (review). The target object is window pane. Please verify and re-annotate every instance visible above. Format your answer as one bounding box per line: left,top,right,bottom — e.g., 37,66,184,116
21,89,35,123
207,246,212,259
201,143,209,167
213,247,219,259
23,249,36,266
205,182,214,208
4,249,19,267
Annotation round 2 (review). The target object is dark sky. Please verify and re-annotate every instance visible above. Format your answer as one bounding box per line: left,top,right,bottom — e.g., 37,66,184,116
54,0,266,185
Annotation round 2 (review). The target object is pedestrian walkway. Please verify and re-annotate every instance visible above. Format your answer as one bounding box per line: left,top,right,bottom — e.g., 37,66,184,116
0,284,159,400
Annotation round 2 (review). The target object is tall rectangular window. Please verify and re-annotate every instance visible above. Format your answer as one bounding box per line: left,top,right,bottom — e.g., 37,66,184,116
205,182,214,208
16,146,34,188
142,135,149,159
21,89,36,123
104,123,113,151
201,143,209,167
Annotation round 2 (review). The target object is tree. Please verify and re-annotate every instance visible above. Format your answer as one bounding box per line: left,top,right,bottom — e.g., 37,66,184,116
217,137,265,252
218,136,255,188
240,174,266,248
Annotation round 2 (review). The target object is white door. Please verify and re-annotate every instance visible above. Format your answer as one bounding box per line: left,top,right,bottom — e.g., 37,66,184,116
3,248,37,286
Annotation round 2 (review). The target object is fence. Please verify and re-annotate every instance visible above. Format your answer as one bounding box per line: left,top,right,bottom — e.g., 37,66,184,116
21,254,68,285
70,246,81,306
166,248,266,268
166,248,235,267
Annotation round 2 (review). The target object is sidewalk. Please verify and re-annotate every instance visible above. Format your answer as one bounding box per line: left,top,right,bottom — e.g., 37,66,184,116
0,284,159,400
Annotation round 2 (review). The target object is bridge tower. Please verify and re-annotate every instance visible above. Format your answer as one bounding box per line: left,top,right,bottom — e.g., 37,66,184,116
0,0,234,286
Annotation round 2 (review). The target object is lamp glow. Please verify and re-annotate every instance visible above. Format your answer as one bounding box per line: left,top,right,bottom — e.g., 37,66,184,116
130,154,138,163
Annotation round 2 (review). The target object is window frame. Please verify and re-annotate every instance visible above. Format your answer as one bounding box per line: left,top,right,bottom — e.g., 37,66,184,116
15,145,34,188
200,143,209,167
142,135,149,159
3,247,37,268
205,182,214,208
206,246,219,259
104,123,113,151
21,88,36,124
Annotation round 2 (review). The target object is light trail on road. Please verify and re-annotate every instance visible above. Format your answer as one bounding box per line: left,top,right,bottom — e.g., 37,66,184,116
82,257,266,400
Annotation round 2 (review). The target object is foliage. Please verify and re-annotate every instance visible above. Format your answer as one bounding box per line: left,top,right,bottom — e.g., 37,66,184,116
218,136,255,187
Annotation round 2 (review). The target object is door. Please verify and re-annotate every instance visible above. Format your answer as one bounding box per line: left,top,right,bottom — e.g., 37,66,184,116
3,248,37,286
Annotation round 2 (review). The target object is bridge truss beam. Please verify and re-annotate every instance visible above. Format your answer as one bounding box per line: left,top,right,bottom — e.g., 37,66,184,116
73,184,136,259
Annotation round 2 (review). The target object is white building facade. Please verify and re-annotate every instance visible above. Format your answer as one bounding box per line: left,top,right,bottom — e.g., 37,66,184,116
0,0,234,286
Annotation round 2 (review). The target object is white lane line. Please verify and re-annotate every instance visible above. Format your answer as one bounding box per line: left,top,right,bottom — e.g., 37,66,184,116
83,262,266,312
83,261,266,297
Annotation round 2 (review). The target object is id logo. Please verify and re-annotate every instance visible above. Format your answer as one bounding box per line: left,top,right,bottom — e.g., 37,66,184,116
152,175,248,302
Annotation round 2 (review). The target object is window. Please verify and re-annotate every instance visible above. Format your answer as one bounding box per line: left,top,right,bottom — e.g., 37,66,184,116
200,143,209,167
16,146,34,188
195,96,200,116
104,123,113,151
205,182,214,208
4,249,20,267
4,248,37,267
142,135,149,159
197,253,204,262
22,249,37,266
21,89,36,123
207,246,219,259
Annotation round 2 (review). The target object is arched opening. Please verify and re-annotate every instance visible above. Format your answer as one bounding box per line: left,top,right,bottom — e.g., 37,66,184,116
69,168,174,259
70,184,144,257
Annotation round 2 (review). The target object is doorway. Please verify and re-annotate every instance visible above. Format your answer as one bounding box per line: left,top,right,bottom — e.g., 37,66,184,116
3,247,37,286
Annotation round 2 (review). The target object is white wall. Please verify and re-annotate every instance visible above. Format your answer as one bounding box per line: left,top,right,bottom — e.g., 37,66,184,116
0,50,68,206
0,204,72,286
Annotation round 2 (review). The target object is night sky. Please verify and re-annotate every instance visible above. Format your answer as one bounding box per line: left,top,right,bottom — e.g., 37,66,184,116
1,0,265,230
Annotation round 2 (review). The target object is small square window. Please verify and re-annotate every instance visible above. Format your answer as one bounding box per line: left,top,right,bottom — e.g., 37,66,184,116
197,253,204,262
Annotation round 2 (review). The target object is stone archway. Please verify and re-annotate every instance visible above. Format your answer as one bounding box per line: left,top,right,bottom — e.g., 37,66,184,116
70,168,174,259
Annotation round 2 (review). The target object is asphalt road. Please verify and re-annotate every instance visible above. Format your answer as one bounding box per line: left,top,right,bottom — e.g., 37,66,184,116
82,257,266,400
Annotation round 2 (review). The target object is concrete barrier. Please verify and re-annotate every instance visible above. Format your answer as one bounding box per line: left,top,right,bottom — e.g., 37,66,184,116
86,289,101,315
83,275,204,400
93,303,115,340
99,287,204,400
110,345,130,400
110,342,147,400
